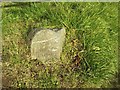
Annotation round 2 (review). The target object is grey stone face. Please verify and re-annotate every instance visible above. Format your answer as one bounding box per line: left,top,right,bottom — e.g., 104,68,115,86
31,28,66,64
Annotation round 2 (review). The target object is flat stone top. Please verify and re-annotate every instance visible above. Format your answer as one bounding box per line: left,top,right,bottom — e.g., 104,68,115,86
32,29,57,44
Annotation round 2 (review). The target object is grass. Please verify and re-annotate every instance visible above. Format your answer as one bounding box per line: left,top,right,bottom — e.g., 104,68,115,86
2,2,118,88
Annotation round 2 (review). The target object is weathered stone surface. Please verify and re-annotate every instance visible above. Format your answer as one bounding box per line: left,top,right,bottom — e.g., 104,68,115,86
31,28,66,64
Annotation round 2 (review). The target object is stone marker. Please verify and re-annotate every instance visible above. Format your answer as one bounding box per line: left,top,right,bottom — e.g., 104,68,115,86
30,28,66,64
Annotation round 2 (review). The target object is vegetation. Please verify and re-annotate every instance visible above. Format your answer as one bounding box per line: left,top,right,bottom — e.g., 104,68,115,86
2,2,118,88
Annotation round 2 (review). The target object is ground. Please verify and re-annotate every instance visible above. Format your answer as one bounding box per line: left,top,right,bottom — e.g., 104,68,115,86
1,2,118,88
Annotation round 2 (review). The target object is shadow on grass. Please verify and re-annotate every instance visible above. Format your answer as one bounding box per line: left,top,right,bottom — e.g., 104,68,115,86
2,2,31,8
110,72,120,88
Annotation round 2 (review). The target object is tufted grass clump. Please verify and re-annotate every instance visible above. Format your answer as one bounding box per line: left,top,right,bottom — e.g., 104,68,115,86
2,2,118,88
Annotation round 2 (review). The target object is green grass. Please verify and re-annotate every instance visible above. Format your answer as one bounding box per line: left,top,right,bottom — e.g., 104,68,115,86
2,2,118,88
